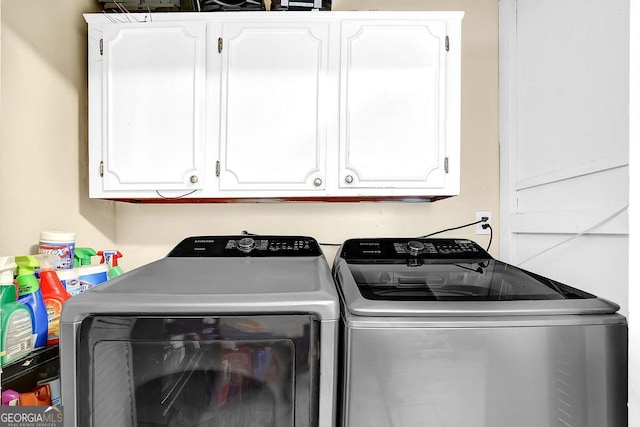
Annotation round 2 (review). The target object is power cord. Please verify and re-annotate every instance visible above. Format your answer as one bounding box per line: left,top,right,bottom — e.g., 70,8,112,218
417,216,490,238
155,189,197,199
482,223,493,251
242,216,494,250
419,216,492,251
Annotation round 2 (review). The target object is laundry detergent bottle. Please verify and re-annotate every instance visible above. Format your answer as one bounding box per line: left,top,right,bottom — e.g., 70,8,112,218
0,256,33,365
15,255,48,349
36,254,71,345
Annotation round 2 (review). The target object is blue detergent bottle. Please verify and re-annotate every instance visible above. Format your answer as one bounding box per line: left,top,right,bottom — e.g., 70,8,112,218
15,255,48,348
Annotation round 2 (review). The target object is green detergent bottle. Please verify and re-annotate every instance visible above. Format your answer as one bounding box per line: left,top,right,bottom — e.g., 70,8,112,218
0,256,34,364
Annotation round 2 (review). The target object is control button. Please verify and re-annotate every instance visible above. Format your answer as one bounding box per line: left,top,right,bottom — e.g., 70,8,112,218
237,237,256,253
407,240,425,256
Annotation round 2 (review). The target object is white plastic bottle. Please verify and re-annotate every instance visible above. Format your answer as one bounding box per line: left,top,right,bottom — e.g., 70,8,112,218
38,231,75,270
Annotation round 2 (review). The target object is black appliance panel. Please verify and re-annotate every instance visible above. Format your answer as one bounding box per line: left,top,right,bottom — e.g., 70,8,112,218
169,236,321,257
340,238,491,263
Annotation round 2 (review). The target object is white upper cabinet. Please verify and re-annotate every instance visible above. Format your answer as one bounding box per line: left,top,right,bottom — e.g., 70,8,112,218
339,19,449,190
100,21,206,193
85,11,462,201
219,20,329,191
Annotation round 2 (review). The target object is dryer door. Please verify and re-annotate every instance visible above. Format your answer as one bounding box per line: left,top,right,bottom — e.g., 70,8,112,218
75,314,320,427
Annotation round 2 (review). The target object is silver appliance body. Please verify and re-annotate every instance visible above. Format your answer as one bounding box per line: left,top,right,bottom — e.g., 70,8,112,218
60,236,340,427
333,238,627,427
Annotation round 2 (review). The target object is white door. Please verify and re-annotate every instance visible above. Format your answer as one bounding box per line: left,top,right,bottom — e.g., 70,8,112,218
102,21,206,192
499,0,629,315
339,20,449,190
218,21,329,191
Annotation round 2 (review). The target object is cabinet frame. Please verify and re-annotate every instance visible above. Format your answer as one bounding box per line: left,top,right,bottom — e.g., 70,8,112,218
85,11,463,202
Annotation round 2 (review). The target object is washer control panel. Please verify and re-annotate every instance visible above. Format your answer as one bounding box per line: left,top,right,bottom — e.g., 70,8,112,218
340,238,491,262
169,236,321,257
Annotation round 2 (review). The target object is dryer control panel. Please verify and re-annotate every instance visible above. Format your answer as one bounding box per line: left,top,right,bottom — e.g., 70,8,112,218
340,238,491,263
169,236,322,257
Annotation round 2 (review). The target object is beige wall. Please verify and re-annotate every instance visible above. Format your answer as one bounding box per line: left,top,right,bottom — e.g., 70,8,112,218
1,0,499,272
0,0,114,255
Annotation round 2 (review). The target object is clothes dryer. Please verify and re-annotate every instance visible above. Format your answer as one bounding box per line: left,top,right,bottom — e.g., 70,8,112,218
61,235,339,427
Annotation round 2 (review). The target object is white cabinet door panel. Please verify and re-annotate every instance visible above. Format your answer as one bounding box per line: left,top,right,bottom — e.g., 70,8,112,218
103,21,206,191
219,22,329,191
340,20,447,189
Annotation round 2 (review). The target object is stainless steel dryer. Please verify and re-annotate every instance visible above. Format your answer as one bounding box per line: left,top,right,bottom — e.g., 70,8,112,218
333,238,627,427
60,235,339,427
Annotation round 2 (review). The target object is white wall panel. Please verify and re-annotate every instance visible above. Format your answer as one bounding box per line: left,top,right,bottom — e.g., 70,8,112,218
516,166,628,215
500,0,629,319
515,234,629,317
514,0,628,184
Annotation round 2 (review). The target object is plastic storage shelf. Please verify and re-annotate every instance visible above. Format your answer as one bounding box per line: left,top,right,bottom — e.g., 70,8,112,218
1,345,60,393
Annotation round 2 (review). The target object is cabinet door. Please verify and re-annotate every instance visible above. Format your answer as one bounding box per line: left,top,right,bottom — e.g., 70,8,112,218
102,22,206,192
218,22,329,191
339,20,449,190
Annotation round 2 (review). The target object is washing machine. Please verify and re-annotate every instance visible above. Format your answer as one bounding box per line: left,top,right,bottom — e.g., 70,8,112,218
333,238,627,427
60,235,339,427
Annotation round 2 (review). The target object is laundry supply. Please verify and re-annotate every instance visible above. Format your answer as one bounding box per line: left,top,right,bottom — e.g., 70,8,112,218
73,247,96,268
15,255,48,349
1,390,20,406
37,377,61,406
56,267,81,296
74,248,108,292
77,264,108,293
0,256,33,365
38,230,75,270
98,250,124,279
36,254,71,345
18,384,51,406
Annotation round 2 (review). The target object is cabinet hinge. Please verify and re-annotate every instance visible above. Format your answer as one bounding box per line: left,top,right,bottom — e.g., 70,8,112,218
216,160,220,177
99,161,104,177
445,36,449,52
218,37,223,54
444,157,449,174
100,39,103,56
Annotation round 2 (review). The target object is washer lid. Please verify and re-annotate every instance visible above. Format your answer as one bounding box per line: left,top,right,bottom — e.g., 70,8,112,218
333,238,620,316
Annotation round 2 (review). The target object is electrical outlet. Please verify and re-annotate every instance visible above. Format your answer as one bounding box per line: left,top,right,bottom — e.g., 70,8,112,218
476,211,492,235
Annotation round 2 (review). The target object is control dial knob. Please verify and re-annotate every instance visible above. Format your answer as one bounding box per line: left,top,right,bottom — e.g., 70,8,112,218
237,237,256,253
407,240,425,256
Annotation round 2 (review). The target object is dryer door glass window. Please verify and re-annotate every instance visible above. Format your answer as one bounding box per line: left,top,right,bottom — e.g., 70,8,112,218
77,315,320,427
